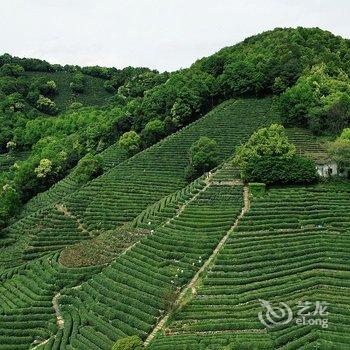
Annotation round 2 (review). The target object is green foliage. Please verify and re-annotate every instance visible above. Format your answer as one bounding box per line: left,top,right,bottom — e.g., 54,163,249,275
243,154,318,185
73,153,103,183
69,101,83,109
235,124,317,184
186,137,219,181
70,72,85,93
2,27,350,229
141,119,165,147
118,71,168,98
328,128,350,169
34,158,53,178
0,53,54,72
249,182,266,197
45,80,57,95
112,336,144,350
0,63,24,77
36,95,58,115
0,184,21,228
82,65,113,79
118,131,141,156
279,64,350,134
234,124,296,165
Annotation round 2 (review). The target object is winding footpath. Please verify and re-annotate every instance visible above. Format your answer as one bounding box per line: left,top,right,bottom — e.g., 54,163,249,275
144,183,250,346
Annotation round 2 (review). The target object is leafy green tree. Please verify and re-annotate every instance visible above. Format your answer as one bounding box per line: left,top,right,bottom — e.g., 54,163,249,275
141,119,165,147
186,137,219,181
112,336,144,350
0,183,21,229
34,158,53,178
45,80,57,95
278,64,350,134
328,128,350,171
0,63,24,77
235,124,317,184
33,79,57,96
36,95,58,115
2,93,26,112
103,80,116,93
118,131,141,156
73,153,103,183
234,124,296,165
70,72,85,93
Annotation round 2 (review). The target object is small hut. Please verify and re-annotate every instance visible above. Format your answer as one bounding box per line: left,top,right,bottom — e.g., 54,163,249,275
306,152,347,178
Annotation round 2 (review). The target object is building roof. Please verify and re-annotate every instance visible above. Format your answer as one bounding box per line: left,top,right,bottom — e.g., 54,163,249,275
304,151,334,165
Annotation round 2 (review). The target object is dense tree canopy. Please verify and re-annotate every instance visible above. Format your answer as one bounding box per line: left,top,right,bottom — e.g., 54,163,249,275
234,124,318,185
279,64,350,134
328,128,350,171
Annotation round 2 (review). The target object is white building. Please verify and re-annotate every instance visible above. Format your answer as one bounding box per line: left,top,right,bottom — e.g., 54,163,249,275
313,155,348,178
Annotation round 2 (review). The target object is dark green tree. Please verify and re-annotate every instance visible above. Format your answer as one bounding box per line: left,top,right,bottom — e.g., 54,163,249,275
186,136,219,181
118,131,141,156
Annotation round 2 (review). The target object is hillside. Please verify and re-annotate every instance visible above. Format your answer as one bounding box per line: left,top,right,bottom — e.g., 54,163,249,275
23,71,112,110
0,98,273,272
148,184,350,349
0,27,350,350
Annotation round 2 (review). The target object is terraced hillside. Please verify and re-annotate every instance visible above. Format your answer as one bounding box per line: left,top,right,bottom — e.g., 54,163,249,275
0,253,102,350
0,164,246,349
148,184,350,349
18,143,127,219
23,71,112,111
0,98,273,271
1,95,346,350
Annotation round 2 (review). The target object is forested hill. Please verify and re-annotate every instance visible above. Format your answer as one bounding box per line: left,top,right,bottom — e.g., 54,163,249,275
1,27,350,230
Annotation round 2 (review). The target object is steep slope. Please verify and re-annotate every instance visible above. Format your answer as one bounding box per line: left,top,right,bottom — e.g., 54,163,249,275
0,98,274,271
23,71,112,111
38,175,245,349
148,184,350,349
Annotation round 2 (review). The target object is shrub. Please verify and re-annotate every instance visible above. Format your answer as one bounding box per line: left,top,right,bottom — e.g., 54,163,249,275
70,73,85,93
235,124,318,185
141,119,165,147
36,95,58,115
186,137,219,181
118,131,141,156
242,155,318,185
69,101,83,109
73,153,103,183
328,128,350,170
112,336,144,350
0,63,24,77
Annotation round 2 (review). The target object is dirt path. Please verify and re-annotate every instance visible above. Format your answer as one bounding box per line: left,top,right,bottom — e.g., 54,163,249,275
212,180,244,186
55,203,91,236
52,292,64,329
165,173,213,225
144,184,250,346
31,339,50,350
